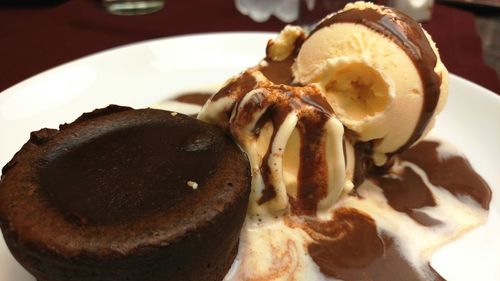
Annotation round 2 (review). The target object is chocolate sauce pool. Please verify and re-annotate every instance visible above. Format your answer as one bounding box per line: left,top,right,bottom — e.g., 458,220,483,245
305,209,445,281
399,141,491,209
302,140,491,281
173,92,212,106
260,57,295,85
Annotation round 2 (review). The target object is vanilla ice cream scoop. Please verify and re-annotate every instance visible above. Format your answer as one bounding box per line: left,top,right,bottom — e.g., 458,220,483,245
293,1,448,166
198,69,348,216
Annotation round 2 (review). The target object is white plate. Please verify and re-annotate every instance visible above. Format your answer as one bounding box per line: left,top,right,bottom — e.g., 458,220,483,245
0,33,499,281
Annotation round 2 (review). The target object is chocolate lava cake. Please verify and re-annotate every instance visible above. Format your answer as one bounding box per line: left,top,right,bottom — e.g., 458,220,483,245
0,105,251,281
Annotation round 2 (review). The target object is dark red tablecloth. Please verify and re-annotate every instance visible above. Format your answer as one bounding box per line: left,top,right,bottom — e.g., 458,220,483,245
0,1,498,94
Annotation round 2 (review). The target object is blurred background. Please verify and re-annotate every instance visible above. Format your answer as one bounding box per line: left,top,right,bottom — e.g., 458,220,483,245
0,0,498,93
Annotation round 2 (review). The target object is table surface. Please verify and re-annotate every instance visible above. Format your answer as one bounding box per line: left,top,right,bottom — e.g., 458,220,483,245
475,10,500,84
0,0,499,94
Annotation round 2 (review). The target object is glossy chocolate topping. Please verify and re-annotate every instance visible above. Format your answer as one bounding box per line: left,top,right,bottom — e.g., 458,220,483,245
212,72,257,102
399,140,492,209
174,92,212,106
373,167,442,226
208,72,259,125
260,32,304,85
294,110,330,213
260,57,296,85
199,69,345,213
352,141,374,187
311,7,441,155
231,83,335,214
305,208,445,281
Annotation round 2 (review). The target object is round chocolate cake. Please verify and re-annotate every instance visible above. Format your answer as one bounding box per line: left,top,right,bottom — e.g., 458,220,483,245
0,105,251,281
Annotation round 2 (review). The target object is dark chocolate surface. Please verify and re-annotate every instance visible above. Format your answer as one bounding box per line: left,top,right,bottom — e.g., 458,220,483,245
39,110,222,225
0,106,251,269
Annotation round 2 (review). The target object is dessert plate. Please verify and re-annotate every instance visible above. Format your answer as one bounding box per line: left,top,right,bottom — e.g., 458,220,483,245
0,33,499,281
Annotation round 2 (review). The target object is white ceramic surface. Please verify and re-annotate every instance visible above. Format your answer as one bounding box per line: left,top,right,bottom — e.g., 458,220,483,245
0,33,499,281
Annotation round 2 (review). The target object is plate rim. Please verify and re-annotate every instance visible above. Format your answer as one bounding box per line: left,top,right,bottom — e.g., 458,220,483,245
0,32,498,100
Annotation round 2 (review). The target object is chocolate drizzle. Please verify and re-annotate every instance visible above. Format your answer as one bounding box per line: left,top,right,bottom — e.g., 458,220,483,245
228,82,336,214
244,91,291,205
212,72,258,102
352,141,374,187
173,92,212,106
294,96,332,214
311,7,441,155
260,31,304,85
209,72,259,127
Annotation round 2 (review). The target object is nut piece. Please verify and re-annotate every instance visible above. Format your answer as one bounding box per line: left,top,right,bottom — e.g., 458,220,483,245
266,25,304,62
187,181,198,190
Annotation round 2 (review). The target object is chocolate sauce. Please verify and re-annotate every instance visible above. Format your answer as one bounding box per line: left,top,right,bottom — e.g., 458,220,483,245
373,167,442,226
229,83,335,214
212,72,257,102
352,141,374,187
400,141,492,209
260,57,295,85
294,107,330,214
231,86,295,205
277,88,332,214
304,140,491,280
173,92,212,106
306,208,445,281
311,7,441,155
209,72,259,124
252,93,290,205
260,32,304,85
